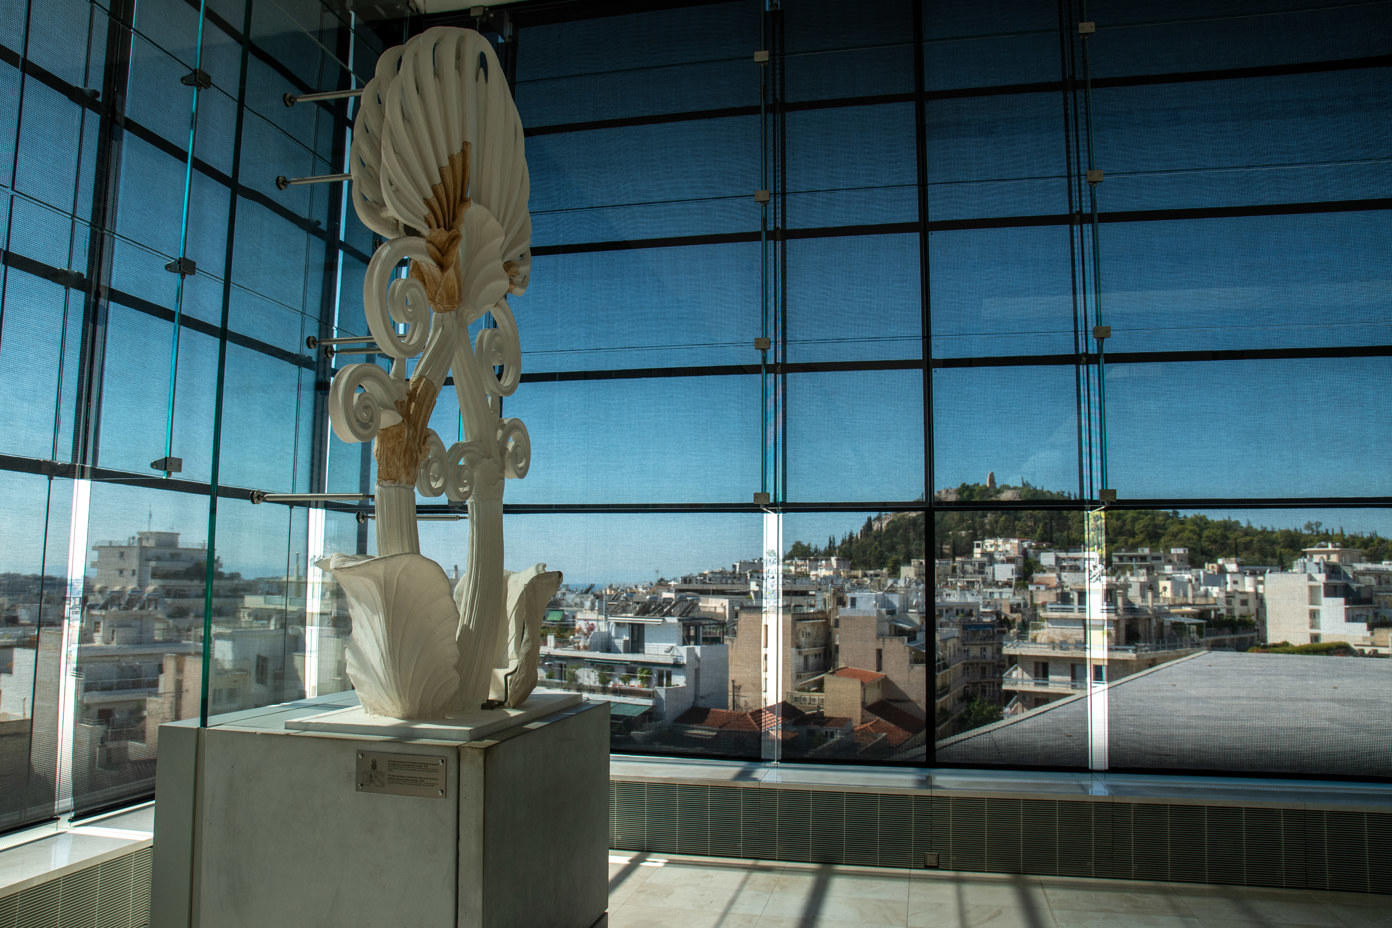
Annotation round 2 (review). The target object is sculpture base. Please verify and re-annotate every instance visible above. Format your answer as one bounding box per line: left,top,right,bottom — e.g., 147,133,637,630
284,691,583,740
151,694,609,928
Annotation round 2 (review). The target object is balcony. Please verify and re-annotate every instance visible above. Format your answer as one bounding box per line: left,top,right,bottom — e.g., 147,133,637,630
1004,639,1198,658
1002,666,1083,695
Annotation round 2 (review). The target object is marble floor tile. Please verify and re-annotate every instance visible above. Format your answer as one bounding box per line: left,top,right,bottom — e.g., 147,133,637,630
760,887,908,926
1043,881,1196,917
624,875,778,916
770,868,913,901
1173,891,1350,926
608,901,766,928
597,853,1390,928
1049,914,1202,928
608,854,659,905
909,900,1059,928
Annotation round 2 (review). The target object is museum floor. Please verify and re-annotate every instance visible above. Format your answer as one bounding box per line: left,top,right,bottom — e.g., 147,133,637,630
604,851,1392,928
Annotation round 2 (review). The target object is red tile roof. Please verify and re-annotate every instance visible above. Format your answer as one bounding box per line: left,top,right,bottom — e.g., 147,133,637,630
674,702,806,733
854,717,913,748
751,701,805,731
831,666,886,683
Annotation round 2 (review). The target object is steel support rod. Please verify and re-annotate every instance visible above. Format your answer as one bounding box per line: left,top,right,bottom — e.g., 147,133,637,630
276,172,351,190
251,491,372,504
324,345,381,357
306,334,378,349
284,88,364,106
358,512,466,522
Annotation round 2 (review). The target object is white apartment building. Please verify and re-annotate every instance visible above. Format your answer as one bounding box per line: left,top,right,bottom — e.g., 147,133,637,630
1265,556,1375,646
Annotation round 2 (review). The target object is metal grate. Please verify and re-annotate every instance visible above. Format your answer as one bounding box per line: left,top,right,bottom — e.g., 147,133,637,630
1,847,150,928
57,867,99,928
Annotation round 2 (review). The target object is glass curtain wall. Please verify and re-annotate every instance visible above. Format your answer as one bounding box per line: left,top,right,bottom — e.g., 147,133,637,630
0,0,398,829
3,0,1389,835
491,0,1391,777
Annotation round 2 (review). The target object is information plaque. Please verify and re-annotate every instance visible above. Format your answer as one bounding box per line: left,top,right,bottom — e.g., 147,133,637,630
355,751,448,798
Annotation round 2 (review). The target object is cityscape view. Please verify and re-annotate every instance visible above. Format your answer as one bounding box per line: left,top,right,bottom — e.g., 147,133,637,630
6,478,1389,816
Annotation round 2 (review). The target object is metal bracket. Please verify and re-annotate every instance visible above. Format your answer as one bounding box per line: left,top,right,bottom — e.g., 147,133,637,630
1092,325,1111,340
753,491,771,506
1086,169,1104,185
470,5,485,15
754,189,770,203
754,336,771,351
754,50,770,63
151,456,183,474
1078,21,1096,35
180,68,212,89
164,257,196,277
1099,488,1117,502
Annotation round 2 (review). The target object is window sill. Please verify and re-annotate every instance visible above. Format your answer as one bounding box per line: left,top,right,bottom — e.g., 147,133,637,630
0,803,154,899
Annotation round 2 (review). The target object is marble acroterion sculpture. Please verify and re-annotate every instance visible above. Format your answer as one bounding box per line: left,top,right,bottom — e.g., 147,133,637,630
319,27,560,719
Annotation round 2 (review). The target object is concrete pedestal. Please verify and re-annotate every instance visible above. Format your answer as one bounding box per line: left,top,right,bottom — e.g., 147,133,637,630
151,694,609,928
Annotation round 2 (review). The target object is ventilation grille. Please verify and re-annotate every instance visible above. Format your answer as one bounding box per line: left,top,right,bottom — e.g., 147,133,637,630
1,845,151,928
611,779,1392,894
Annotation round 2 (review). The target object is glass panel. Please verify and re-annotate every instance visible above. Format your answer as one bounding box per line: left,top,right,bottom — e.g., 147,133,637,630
1093,71,1392,212
925,93,1071,222
1100,212,1392,354
786,369,925,503
777,510,929,762
785,104,917,229
1105,358,1392,500
521,243,761,373
786,234,921,365
73,481,217,813
1087,1,1392,77
486,512,762,760
785,0,914,101
1104,507,1392,778
503,375,762,505
526,116,760,244
0,471,68,831
932,365,1082,498
0,270,79,460
933,507,1091,768
929,225,1079,359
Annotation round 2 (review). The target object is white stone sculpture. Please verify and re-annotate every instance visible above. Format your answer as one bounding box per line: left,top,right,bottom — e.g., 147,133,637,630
319,27,558,718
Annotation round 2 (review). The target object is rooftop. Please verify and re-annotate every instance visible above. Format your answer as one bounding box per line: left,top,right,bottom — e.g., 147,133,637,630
938,650,1392,777
831,667,885,684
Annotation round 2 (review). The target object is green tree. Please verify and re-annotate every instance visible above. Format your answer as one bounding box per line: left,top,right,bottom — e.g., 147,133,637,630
638,667,653,688
788,540,813,559
597,667,612,689
959,697,1003,730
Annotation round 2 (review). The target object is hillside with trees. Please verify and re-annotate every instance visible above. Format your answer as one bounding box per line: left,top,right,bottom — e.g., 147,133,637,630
787,483,1392,573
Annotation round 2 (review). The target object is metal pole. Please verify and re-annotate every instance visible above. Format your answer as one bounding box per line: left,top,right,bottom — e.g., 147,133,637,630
284,88,365,106
276,172,351,190
323,345,381,357
306,334,378,349
358,512,466,522
251,491,372,504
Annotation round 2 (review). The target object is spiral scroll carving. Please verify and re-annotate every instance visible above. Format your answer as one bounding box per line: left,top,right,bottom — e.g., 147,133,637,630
327,362,406,444
363,236,437,361
498,418,530,480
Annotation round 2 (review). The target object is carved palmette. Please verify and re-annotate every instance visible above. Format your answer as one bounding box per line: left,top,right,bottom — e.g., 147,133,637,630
321,27,551,717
